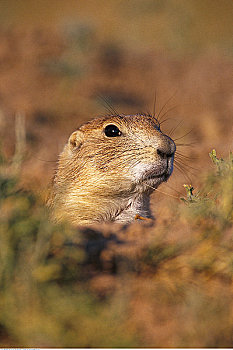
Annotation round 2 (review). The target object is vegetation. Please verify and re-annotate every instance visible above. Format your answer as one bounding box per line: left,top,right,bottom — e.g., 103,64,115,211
0,148,232,347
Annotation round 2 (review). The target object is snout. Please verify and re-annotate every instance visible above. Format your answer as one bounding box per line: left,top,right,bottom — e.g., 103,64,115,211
131,133,176,184
156,135,176,160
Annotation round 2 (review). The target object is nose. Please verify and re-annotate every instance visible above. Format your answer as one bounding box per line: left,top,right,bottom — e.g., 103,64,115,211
157,137,176,159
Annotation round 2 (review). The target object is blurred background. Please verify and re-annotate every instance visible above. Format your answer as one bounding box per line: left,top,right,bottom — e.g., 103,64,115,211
0,1,233,347
0,0,232,195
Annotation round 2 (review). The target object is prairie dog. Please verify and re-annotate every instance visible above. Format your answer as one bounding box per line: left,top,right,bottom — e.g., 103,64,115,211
49,114,176,225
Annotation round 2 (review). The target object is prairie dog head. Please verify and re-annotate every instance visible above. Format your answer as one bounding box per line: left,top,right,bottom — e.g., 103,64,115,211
52,114,176,224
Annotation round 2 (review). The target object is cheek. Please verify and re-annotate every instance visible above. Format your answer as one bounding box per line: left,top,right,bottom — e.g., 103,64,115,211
131,163,148,181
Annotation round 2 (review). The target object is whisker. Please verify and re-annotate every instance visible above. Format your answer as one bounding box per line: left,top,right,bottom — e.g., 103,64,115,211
162,182,184,197
176,142,196,147
157,91,177,122
173,129,193,141
159,105,179,123
144,183,180,199
159,117,173,125
174,165,196,183
174,166,192,184
152,89,157,118
97,95,119,115
176,158,200,171
174,162,193,183
176,151,197,160
169,120,184,137
175,159,198,171
154,188,180,199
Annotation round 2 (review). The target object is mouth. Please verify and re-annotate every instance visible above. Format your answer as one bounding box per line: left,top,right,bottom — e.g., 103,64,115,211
133,157,174,186
141,166,170,182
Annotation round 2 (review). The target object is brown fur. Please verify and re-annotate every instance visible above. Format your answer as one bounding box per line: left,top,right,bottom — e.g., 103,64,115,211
48,114,176,225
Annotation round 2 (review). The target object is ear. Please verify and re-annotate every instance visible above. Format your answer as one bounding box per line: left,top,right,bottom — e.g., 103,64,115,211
68,130,84,149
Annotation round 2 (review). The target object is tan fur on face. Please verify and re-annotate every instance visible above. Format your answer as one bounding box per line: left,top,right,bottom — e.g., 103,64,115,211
49,114,176,225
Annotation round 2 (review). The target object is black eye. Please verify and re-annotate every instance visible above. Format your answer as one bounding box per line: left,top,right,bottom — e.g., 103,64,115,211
104,124,122,137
